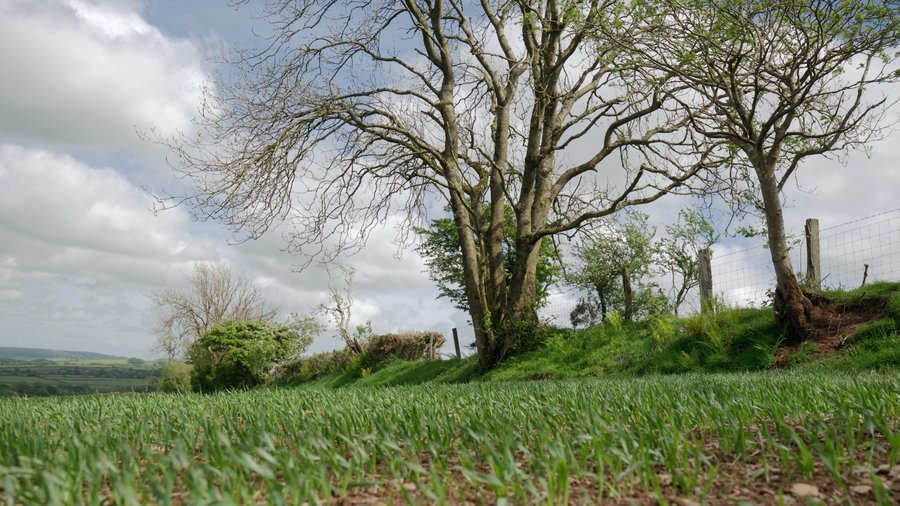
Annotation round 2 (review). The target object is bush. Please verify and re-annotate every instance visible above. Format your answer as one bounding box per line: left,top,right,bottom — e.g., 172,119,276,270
365,331,446,365
281,331,448,384
158,361,192,393
189,320,299,392
496,320,542,360
279,349,352,383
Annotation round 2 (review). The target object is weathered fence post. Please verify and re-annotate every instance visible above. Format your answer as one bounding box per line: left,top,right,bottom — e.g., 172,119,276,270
452,328,461,359
805,218,821,289
698,248,713,313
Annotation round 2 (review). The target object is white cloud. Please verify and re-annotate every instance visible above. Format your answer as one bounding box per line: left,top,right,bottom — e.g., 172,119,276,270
0,143,467,357
0,144,211,356
0,0,207,155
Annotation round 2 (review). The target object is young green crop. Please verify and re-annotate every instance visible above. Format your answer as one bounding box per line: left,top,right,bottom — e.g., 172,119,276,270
1,371,898,504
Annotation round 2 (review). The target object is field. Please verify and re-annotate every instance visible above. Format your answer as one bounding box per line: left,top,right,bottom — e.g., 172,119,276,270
1,372,898,505
0,363,160,396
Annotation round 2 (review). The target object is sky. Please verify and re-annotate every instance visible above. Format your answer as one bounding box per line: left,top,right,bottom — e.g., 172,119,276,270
1,0,899,359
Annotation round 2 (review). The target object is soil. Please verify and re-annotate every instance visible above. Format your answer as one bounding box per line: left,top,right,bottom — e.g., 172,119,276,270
775,293,887,367
332,436,900,505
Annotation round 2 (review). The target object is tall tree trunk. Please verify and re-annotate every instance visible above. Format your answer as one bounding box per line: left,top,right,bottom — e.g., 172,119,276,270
506,237,542,323
450,200,494,365
622,267,634,322
597,285,608,322
756,163,814,340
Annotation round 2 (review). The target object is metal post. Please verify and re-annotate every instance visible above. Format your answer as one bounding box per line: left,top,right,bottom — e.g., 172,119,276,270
452,328,461,359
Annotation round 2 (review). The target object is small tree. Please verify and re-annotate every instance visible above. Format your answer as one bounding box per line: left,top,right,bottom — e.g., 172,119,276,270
569,299,602,328
189,320,301,392
566,212,666,323
158,361,192,393
658,209,719,316
284,312,322,358
319,265,369,354
153,261,277,360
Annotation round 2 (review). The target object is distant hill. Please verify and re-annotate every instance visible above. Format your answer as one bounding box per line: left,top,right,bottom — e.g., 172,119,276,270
0,347,130,362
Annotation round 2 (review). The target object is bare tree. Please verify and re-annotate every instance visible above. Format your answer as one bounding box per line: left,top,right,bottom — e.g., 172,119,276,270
619,0,900,339
155,1,716,365
152,261,278,360
319,265,364,354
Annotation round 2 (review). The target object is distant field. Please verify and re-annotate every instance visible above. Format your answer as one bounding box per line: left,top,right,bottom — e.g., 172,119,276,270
1,371,898,504
0,346,129,361
0,362,160,396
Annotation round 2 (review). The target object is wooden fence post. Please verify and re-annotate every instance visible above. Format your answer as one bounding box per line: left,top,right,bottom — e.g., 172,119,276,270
698,248,713,313
452,328,461,359
805,218,821,289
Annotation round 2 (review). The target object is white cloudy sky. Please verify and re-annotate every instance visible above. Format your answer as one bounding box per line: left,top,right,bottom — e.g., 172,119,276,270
0,0,898,358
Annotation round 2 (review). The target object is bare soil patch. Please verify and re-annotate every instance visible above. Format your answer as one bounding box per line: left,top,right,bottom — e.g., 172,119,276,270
776,294,887,366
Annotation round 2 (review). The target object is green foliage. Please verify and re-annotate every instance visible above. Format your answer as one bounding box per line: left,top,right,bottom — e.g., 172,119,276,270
282,332,449,385
414,206,560,312
657,208,719,314
279,349,352,384
364,331,446,364
494,320,544,361
606,311,624,335
566,211,666,322
287,283,900,387
650,314,679,347
189,320,300,392
158,361,192,393
284,313,322,356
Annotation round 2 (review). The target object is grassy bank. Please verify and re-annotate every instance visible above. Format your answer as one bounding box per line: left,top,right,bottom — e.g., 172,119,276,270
307,282,900,389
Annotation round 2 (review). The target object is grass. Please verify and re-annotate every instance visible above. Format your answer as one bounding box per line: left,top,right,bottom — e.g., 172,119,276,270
280,283,900,391
1,371,898,504
2,284,899,503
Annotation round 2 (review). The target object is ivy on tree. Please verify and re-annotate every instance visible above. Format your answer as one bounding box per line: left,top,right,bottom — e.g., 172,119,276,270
415,206,560,313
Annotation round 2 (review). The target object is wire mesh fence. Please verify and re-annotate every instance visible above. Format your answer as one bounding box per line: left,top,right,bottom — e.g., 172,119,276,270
711,208,900,307
540,208,900,326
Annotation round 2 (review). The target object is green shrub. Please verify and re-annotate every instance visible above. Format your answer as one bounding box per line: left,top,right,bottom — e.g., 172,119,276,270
495,320,543,360
650,314,678,347
279,349,352,384
606,311,624,335
364,331,446,365
158,361,192,393
189,320,299,392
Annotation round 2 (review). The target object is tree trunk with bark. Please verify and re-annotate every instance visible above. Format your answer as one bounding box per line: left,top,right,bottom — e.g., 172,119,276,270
756,163,814,340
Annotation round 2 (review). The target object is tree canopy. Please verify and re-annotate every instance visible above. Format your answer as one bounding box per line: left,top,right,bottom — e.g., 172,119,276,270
159,0,715,365
189,320,304,392
618,0,900,338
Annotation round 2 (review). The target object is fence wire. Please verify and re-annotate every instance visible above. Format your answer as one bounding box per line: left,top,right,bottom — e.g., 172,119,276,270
540,208,900,325
711,208,900,308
